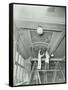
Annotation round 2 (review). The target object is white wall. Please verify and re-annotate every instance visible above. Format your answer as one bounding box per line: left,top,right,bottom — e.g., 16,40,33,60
14,5,65,24
0,0,68,90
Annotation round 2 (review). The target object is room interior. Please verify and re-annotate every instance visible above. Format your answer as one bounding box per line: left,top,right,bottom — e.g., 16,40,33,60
13,5,66,86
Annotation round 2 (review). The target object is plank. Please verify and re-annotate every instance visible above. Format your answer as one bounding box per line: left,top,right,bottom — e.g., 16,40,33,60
31,57,65,61
52,62,59,83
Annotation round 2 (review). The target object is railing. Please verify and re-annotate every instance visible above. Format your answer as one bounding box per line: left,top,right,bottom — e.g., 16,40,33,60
14,52,65,85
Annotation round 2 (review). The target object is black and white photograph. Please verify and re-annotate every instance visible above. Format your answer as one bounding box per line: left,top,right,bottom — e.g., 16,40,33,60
9,3,66,86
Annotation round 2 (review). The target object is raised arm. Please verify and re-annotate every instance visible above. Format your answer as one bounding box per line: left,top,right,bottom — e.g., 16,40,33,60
41,53,44,57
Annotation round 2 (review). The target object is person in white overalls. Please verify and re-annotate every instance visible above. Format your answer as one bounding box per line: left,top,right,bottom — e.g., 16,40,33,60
45,51,50,69
37,50,44,69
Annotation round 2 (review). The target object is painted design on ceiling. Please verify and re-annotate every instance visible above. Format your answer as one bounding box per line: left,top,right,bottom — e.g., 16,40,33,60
16,28,64,59
30,31,53,44
30,30,53,58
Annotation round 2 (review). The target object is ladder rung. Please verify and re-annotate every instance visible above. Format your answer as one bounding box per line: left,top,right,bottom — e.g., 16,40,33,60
34,69,63,72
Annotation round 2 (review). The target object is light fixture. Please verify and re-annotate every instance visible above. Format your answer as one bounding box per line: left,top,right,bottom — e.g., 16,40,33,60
51,53,54,57
37,26,43,35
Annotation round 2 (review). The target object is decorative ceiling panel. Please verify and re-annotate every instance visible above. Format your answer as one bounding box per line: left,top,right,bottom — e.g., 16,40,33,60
30,31,53,44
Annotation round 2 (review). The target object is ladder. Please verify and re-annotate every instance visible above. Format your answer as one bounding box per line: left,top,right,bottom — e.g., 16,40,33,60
29,61,42,84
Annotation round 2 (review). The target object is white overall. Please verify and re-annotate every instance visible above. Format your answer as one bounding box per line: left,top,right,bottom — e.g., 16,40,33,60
37,50,44,69
45,51,50,63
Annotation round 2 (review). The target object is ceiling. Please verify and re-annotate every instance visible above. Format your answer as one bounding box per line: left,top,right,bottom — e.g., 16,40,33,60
16,25,65,59
14,4,65,24
14,4,65,59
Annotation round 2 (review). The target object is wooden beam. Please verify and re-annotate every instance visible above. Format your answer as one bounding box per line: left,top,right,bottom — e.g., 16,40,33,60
29,61,37,83
58,62,65,81
52,62,59,83
49,31,65,54
32,42,48,47
18,55,22,82
18,27,62,32
15,53,19,83
17,32,29,58
47,32,55,51
16,20,65,31
31,57,65,61
36,70,41,84
53,32,65,54
34,69,63,72
15,61,25,69
44,63,49,83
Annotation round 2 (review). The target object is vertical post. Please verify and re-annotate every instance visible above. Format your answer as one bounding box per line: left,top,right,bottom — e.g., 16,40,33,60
15,52,19,84
43,63,48,83
18,55,22,82
29,61,36,84
58,62,65,81
22,57,25,83
37,70,41,84
52,62,59,83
